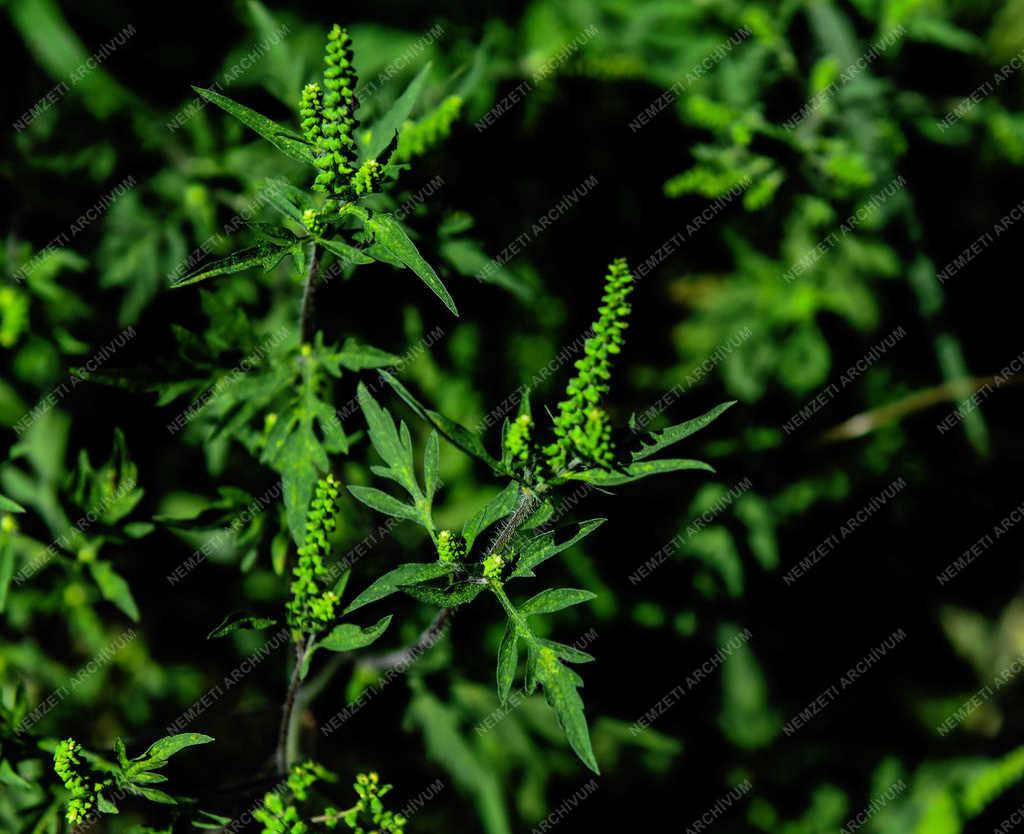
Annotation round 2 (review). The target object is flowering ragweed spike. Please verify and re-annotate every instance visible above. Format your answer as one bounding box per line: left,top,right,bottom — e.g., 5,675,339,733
54,738,82,786
546,258,634,472
302,208,325,236
437,529,466,563
482,552,506,580
505,413,533,464
54,738,109,826
287,473,342,632
287,760,332,801
394,95,463,163
351,159,385,196
299,82,325,146
346,772,404,833
314,25,361,196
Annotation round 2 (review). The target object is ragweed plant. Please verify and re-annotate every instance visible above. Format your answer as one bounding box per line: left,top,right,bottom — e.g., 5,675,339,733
4,3,1023,834
253,764,406,834
174,22,457,317
2,17,734,832
156,23,464,544
343,257,733,771
52,734,213,827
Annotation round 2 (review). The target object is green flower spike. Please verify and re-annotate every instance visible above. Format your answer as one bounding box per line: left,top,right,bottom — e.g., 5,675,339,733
54,738,109,825
482,552,506,580
505,413,533,464
315,25,361,197
437,529,466,563
299,82,324,146
287,473,342,633
351,158,385,197
547,257,634,472
394,95,463,163
54,738,83,789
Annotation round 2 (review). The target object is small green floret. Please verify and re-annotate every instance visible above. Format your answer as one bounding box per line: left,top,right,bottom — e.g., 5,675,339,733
350,771,406,834
482,552,506,579
302,208,325,235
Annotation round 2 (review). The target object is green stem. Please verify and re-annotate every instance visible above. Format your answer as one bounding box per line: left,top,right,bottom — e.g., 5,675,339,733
311,804,360,824
489,581,524,627
489,579,539,652
298,242,319,345
276,634,313,775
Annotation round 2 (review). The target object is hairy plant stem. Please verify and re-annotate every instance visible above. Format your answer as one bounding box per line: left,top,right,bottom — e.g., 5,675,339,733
298,242,320,345
488,486,542,556
360,606,453,671
276,634,313,776
489,579,519,621
311,805,359,824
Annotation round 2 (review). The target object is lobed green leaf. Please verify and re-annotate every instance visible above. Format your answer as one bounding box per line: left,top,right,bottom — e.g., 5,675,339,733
519,588,596,617
535,648,599,773
496,622,518,705
170,243,291,288
564,458,714,486
348,485,422,523
380,372,506,474
192,86,316,165
510,518,606,579
462,482,520,551
632,401,736,461
361,63,433,162
207,612,277,639
318,614,393,652
400,580,485,607
344,562,451,614
365,213,458,315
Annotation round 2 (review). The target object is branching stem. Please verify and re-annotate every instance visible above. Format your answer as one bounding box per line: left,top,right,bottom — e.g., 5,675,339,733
359,607,453,671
